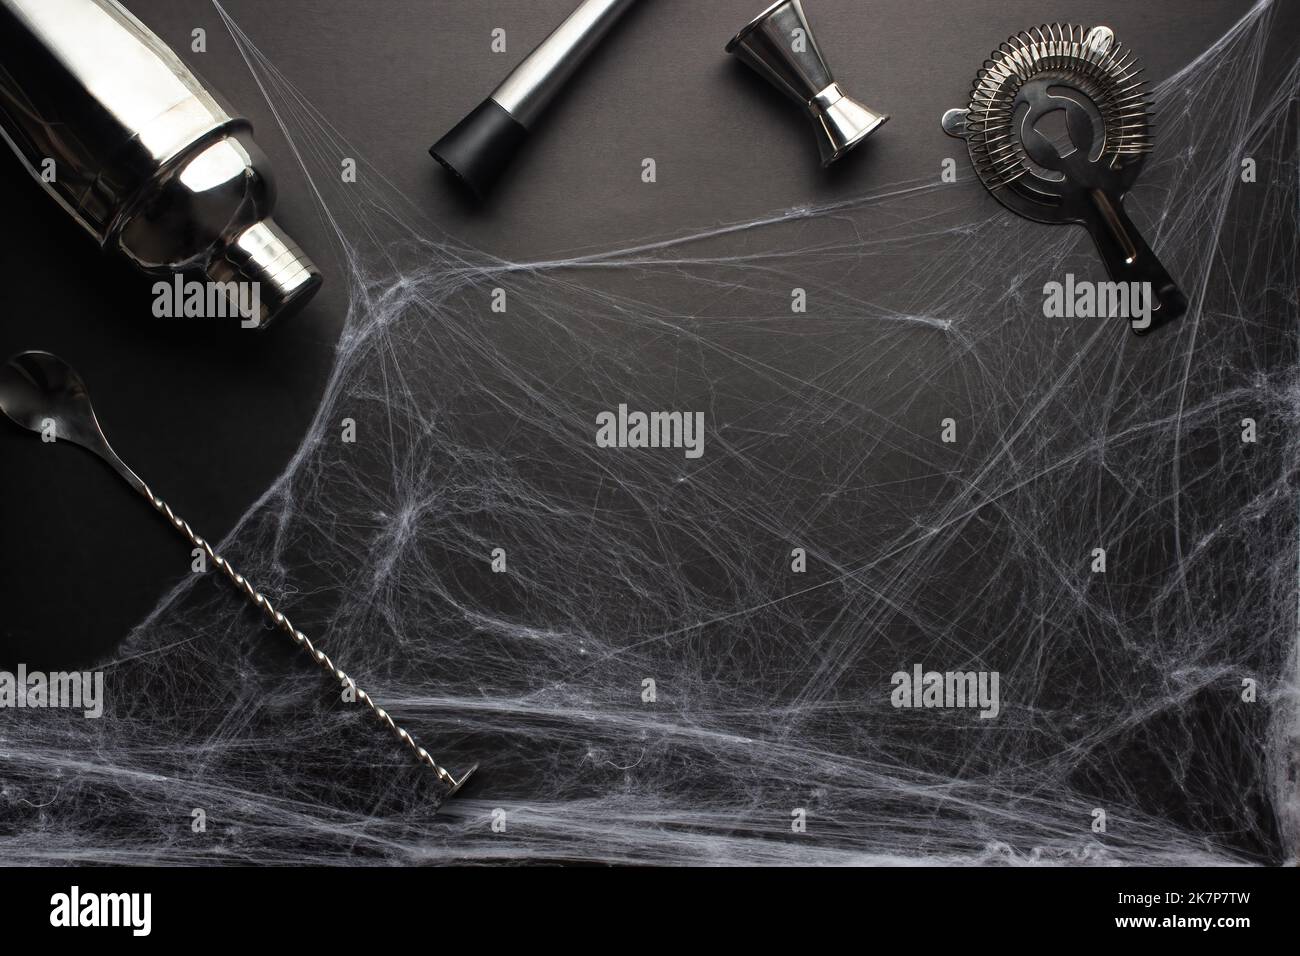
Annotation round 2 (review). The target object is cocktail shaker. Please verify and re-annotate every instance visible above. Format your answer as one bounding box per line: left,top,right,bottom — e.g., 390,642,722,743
0,0,321,328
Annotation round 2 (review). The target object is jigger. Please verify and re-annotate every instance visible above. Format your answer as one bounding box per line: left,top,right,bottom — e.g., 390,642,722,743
726,0,888,166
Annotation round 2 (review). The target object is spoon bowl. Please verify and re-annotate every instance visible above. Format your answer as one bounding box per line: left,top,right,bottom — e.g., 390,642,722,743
0,350,144,494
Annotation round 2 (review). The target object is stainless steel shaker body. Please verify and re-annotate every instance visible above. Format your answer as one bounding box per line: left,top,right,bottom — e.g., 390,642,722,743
0,0,321,327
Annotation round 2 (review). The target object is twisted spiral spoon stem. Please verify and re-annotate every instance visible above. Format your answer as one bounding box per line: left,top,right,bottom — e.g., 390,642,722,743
0,350,476,797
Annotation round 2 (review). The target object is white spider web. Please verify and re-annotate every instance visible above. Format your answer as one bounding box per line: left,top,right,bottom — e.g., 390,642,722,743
0,0,1296,865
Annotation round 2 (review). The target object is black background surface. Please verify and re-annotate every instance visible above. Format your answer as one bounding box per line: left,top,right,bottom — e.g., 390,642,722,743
0,0,1291,668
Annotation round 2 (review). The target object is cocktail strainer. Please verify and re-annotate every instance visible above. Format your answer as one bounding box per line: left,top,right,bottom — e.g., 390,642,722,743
942,24,1186,332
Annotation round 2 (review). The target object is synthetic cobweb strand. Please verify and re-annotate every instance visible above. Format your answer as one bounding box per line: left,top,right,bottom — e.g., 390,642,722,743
0,1,1296,865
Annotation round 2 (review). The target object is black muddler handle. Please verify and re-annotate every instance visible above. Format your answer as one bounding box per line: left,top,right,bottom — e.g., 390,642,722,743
429,0,639,200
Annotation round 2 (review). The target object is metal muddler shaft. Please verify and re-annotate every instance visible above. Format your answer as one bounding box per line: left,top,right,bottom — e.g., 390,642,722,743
429,0,640,199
